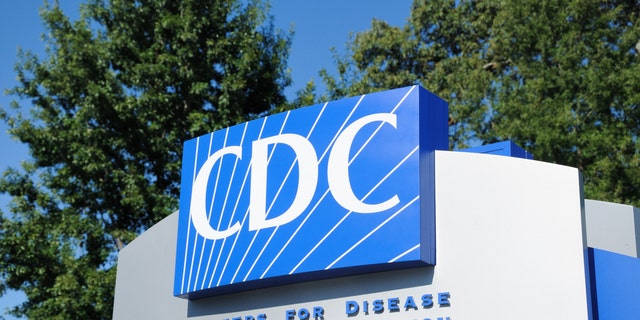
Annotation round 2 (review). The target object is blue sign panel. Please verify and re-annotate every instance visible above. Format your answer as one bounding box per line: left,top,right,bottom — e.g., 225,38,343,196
174,86,448,298
461,141,534,160
589,248,640,319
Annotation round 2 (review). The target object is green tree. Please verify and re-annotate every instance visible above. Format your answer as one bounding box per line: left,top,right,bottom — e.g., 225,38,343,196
0,0,290,318
321,0,640,206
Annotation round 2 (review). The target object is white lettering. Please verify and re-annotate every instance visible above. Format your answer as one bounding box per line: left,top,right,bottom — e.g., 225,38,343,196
191,146,242,240
190,113,400,239
249,134,319,231
327,113,399,213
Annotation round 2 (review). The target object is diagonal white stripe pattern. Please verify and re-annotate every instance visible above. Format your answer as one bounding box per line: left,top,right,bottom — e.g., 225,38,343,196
180,136,200,293
215,117,268,286
290,144,419,274
258,96,367,278
389,244,420,263
193,129,229,290
200,123,249,290
326,195,420,269
288,87,417,274
243,102,328,281
230,111,291,284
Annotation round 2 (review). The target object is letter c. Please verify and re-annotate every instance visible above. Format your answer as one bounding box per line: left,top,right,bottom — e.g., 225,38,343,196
190,146,242,239
328,113,400,213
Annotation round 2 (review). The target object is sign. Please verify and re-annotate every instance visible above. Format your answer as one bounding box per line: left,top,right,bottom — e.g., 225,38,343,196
174,86,448,298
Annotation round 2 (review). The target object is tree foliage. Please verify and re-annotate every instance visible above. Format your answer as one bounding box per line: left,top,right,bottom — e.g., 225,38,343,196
0,0,290,318
320,0,640,206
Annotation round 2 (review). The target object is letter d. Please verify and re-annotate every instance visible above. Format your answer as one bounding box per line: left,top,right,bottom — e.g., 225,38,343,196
250,134,318,230
345,301,359,315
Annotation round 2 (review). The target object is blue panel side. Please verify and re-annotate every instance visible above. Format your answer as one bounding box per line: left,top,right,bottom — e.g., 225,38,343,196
460,140,534,159
418,87,449,151
418,87,448,265
591,247,640,319
587,248,598,320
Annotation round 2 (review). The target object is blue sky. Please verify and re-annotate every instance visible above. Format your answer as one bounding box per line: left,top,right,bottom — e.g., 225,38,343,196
0,0,412,317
